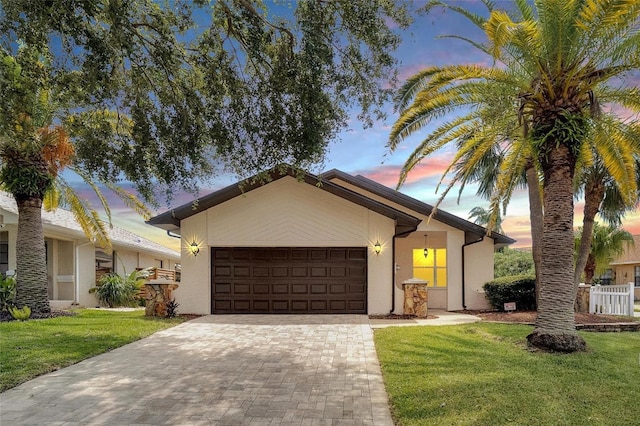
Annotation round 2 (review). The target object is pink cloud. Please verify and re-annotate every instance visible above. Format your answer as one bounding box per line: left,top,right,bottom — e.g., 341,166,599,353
601,103,638,121
358,154,455,188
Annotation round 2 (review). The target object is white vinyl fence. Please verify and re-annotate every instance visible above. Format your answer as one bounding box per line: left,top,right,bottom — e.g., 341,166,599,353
589,283,634,316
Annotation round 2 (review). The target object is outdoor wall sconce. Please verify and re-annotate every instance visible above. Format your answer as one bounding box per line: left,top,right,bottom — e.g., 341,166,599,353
189,241,200,257
374,241,382,255
423,234,429,259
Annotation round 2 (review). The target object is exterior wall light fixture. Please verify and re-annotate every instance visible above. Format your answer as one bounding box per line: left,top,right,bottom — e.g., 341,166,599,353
189,241,200,257
423,234,429,259
374,241,382,255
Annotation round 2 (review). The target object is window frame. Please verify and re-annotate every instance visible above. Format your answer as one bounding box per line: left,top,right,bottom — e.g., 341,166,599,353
412,248,447,288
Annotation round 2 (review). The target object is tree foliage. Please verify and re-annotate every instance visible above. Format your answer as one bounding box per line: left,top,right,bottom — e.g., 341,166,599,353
494,248,535,278
389,0,640,352
574,223,634,284
1,0,412,202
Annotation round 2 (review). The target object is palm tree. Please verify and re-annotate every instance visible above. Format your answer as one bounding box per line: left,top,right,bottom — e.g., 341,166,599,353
574,152,640,288
0,45,149,315
575,223,634,284
389,0,640,352
468,206,503,234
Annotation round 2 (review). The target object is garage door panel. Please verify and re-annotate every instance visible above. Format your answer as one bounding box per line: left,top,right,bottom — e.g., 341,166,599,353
214,299,231,311
291,283,308,294
310,250,328,260
253,267,270,277
233,300,251,311
214,249,231,260
233,248,252,260
291,249,307,260
215,283,232,294
253,284,269,294
272,267,289,277
232,283,251,294
291,300,309,311
348,300,366,311
234,266,251,277
329,249,347,260
271,283,289,294
330,267,346,277
212,247,367,314
310,284,328,294
291,267,308,277
329,300,346,311
349,283,366,293
330,283,346,294
310,300,328,311
348,249,366,260
272,300,289,311
214,266,232,277
348,266,366,277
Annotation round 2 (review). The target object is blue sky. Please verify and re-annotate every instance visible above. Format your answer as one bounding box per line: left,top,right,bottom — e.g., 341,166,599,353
67,1,640,252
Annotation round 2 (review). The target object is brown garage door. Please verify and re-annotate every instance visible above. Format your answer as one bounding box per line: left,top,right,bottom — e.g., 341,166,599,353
212,247,367,314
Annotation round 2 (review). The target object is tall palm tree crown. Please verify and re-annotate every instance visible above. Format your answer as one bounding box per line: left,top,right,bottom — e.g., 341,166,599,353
389,0,640,352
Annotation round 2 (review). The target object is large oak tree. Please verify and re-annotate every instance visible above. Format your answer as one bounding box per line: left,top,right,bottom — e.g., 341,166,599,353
0,0,411,315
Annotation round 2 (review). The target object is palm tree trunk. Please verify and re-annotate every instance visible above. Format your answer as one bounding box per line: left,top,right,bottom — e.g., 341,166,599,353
573,178,604,288
14,196,50,315
584,254,596,284
527,145,586,352
525,161,543,307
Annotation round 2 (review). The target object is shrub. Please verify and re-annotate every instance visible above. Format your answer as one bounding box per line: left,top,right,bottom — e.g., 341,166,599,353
90,271,146,308
165,298,179,318
0,276,16,312
483,275,536,311
9,305,31,321
494,248,535,278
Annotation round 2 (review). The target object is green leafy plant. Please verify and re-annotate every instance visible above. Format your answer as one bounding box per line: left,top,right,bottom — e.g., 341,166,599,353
0,276,16,312
483,275,537,311
9,305,31,321
165,298,179,318
90,270,147,308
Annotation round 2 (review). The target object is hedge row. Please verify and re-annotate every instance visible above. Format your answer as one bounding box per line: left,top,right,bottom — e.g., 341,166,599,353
483,275,536,311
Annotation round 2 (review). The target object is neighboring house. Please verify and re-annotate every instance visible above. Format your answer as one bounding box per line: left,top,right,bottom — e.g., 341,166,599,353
147,166,514,315
0,192,180,309
606,234,640,300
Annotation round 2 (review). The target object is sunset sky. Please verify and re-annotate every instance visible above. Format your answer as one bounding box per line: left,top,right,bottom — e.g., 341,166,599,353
68,1,640,253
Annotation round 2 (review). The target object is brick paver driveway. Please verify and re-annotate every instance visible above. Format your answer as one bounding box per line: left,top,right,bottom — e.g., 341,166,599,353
0,315,393,425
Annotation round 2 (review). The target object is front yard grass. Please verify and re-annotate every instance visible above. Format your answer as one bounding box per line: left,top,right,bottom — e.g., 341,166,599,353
0,309,184,392
375,323,640,426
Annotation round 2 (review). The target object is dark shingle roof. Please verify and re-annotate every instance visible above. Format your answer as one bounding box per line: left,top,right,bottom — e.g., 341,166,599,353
321,169,515,246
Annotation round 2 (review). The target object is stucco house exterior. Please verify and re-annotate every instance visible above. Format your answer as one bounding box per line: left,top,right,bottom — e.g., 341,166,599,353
147,167,514,315
0,192,180,309
606,234,640,300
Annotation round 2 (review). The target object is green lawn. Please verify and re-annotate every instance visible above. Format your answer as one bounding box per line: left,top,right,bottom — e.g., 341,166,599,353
0,309,185,392
375,324,640,426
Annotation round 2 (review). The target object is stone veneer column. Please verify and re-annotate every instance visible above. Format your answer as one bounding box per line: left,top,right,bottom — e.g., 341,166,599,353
144,282,179,316
402,278,428,318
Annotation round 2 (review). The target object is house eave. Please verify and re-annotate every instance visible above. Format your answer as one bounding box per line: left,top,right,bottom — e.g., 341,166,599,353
147,165,422,235
322,169,516,246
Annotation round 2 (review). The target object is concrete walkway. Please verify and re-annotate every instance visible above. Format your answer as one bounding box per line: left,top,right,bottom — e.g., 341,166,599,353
369,310,481,329
0,315,392,426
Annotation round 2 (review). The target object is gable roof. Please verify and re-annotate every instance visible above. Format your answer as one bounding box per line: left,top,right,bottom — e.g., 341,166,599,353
609,234,640,265
147,166,421,237
322,169,515,246
147,166,515,246
0,192,179,260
